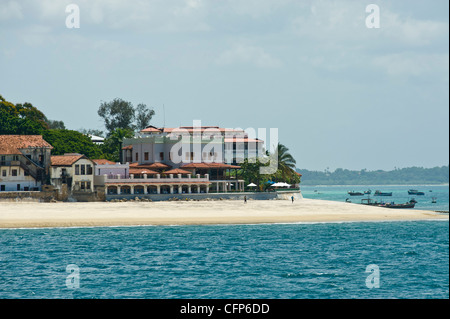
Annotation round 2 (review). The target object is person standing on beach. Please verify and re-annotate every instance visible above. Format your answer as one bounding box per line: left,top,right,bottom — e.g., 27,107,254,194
291,196,294,203
244,196,247,204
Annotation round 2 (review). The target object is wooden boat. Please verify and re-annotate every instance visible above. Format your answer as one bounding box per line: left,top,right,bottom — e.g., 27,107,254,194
360,198,382,206
383,201,416,209
348,191,364,196
408,189,424,195
374,190,392,196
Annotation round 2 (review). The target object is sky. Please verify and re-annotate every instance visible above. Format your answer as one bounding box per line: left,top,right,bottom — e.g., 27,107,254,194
0,0,448,171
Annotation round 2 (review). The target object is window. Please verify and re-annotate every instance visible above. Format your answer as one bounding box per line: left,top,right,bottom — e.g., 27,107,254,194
136,152,139,161
87,165,92,175
75,165,80,175
144,152,149,161
17,184,20,191
2,170,6,177
12,169,18,176
0,185,5,191
159,152,164,161
81,164,86,175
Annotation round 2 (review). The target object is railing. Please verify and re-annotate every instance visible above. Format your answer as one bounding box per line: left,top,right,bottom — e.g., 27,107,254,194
101,173,210,184
0,158,42,180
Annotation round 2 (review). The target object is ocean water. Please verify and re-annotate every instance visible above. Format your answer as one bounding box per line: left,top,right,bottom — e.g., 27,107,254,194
0,220,448,299
301,184,449,212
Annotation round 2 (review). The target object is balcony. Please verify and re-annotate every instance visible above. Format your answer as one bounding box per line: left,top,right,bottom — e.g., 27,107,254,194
97,173,210,185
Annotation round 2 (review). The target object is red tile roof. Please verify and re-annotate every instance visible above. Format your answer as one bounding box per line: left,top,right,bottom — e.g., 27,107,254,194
163,168,192,175
92,159,116,165
51,154,84,166
0,135,53,155
129,168,158,175
181,163,241,169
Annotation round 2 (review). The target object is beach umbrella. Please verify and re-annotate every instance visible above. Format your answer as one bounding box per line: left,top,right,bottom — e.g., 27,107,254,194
247,183,257,187
270,182,283,187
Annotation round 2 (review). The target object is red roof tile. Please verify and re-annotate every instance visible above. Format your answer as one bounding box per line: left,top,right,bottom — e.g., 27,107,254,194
163,168,192,175
129,168,158,175
51,154,85,166
0,135,53,155
92,159,116,165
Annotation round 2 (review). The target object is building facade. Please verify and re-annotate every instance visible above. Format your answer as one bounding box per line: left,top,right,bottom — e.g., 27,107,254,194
50,154,95,192
0,135,53,191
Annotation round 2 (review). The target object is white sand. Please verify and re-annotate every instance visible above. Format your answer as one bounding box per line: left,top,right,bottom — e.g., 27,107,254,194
0,198,447,228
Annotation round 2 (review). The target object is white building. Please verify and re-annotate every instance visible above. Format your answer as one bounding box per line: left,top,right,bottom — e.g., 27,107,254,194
0,135,53,192
50,154,95,192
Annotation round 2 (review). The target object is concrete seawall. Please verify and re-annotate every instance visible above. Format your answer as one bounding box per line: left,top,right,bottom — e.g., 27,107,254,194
0,190,302,202
106,191,302,202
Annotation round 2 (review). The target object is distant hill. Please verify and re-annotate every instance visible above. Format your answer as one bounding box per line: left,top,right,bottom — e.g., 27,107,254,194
297,166,449,185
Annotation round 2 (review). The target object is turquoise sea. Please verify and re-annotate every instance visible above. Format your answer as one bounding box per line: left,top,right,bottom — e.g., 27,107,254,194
301,184,449,212
0,220,448,299
0,184,448,299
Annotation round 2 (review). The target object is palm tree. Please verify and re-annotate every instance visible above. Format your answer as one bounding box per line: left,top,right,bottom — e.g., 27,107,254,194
275,143,297,182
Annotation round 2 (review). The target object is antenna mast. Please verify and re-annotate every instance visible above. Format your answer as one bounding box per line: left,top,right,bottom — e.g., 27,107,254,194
163,104,166,128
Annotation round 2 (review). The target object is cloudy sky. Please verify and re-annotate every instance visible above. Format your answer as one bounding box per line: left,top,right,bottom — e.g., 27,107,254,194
1,0,448,171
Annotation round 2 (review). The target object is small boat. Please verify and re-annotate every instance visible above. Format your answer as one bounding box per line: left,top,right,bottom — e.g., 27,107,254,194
383,201,416,209
408,189,425,195
348,191,364,196
432,197,437,203
409,198,418,204
374,190,392,196
360,198,382,206
364,190,372,194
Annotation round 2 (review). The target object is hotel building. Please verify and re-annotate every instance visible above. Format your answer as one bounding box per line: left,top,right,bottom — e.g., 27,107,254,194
100,125,265,198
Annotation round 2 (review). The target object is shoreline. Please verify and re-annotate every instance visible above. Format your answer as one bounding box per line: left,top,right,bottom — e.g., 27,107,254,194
0,198,447,229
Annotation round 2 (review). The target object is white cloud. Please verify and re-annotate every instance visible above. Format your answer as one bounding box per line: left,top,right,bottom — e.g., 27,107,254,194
216,43,282,68
0,0,24,20
372,53,449,79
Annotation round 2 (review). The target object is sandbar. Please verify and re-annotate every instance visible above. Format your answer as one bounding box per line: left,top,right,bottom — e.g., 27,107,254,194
0,198,447,229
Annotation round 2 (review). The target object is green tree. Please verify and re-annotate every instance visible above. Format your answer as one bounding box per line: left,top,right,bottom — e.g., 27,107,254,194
98,98,136,135
275,143,298,183
135,103,155,131
46,119,66,130
0,96,49,135
43,129,104,159
100,128,134,162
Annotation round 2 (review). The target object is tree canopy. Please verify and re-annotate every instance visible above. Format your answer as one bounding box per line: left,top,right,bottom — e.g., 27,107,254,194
97,98,155,135
0,96,49,135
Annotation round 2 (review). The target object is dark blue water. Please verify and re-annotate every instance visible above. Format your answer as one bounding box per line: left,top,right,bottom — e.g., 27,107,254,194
0,221,448,299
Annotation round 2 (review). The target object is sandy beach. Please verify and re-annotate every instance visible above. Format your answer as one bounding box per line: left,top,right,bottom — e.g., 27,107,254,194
0,198,447,228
